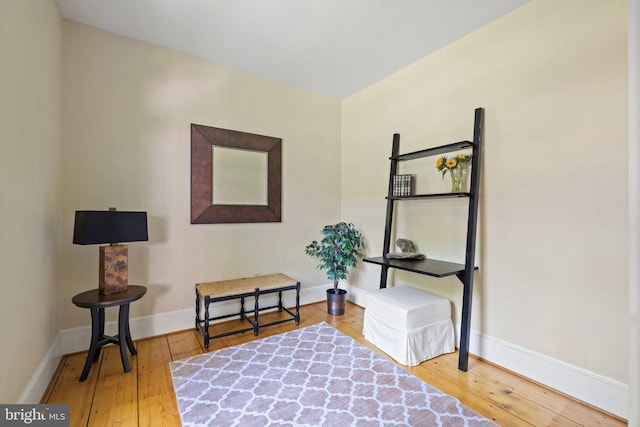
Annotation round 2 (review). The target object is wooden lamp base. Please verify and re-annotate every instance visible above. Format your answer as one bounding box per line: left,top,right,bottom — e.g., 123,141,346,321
99,244,128,295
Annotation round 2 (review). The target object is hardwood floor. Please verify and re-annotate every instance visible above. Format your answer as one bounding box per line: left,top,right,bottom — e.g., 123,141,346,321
41,302,626,426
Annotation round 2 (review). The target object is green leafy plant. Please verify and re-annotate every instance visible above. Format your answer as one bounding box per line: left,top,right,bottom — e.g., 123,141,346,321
305,222,365,292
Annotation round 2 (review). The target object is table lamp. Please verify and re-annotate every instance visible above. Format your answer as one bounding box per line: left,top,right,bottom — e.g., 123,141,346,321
73,208,148,295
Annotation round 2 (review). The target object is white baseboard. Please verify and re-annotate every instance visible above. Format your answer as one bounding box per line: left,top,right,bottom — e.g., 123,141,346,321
17,334,64,404
21,282,628,420
345,283,368,307
19,284,329,403
465,326,628,420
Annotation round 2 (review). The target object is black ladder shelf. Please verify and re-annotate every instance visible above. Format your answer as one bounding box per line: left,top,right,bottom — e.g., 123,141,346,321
363,107,483,372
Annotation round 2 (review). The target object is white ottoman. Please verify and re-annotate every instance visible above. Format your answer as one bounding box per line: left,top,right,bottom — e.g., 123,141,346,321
363,286,455,366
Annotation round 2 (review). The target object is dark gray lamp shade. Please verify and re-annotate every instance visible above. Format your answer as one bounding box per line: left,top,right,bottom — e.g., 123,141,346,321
73,211,148,245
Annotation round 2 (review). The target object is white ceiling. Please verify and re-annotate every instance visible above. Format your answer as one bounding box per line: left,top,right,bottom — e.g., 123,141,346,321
56,0,530,99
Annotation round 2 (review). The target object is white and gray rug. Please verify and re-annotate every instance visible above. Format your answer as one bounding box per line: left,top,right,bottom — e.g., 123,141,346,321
170,322,496,426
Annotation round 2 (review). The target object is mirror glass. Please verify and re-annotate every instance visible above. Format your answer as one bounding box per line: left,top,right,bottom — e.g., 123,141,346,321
212,147,268,205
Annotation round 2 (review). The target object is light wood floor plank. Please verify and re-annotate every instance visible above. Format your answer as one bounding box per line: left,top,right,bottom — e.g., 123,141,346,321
44,352,101,427
42,302,626,426
88,346,138,427
420,357,573,426
136,337,181,427
166,330,204,359
451,357,621,427
428,350,625,427
404,361,529,426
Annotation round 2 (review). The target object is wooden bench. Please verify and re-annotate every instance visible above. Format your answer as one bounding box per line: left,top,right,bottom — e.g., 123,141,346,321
195,273,300,348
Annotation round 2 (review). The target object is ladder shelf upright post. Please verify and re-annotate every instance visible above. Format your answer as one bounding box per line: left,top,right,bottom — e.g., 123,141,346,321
379,134,401,289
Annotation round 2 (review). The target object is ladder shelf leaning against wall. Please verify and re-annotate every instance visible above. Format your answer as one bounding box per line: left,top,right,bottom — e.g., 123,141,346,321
363,107,483,371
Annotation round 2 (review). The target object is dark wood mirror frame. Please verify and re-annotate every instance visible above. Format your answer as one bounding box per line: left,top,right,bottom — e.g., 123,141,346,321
191,124,282,223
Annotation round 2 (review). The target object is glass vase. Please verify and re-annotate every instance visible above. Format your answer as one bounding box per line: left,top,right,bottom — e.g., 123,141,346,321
450,166,463,192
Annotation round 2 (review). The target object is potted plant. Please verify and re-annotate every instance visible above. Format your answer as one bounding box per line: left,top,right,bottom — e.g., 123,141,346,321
305,222,365,315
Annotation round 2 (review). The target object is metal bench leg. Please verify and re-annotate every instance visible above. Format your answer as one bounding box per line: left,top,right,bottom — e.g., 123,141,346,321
195,290,201,330
203,296,211,348
295,282,301,325
253,288,260,336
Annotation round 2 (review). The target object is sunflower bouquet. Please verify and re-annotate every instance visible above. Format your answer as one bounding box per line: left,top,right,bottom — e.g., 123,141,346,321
436,153,472,192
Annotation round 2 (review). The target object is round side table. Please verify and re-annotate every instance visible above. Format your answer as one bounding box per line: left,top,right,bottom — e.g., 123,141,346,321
72,285,147,382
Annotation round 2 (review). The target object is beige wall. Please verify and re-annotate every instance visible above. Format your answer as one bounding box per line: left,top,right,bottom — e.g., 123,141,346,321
342,0,628,385
629,0,640,423
0,0,63,402
1,0,632,414
60,21,342,329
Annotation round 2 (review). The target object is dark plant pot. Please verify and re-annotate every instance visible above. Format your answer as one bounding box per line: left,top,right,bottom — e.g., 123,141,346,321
326,288,347,316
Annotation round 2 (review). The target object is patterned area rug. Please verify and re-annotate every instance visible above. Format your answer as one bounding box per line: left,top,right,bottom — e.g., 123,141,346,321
170,322,496,426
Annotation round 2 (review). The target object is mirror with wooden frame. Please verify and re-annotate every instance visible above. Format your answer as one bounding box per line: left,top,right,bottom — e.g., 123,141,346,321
191,124,282,223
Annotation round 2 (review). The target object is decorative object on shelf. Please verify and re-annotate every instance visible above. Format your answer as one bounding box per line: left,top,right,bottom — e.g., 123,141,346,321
392,174,413,196
396,238,417,252
73,208,148,295
304,222,364,316
386,238,425,260
436,153,472,192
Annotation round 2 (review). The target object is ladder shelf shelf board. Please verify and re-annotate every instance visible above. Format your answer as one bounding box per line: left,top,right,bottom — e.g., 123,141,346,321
391,140,474,161
363,107,483,372
387,192,471,200
363,256,478,278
